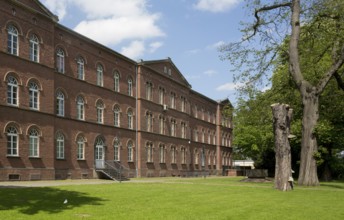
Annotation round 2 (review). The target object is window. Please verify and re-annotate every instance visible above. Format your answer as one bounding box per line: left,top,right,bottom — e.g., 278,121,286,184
159,87,165,105
159,144,165,163
56,91,65,116
181,96,186,112
146,112,153,132
127,109,133,129
127,141,133,162
114,139,120,161
147,142,153,163
7,25,18,55
208,130,211,144
128,78,133,96
194,129,198,142
7,126,18,156
202,129,205,143
97,64,103,86
114,105,120,127
195,105,198,118
171,146,176,164
56,132,65,159
77,57,85,80
114,71,120,92
7,76,18,106
29,34,39,62
159,115,165,135
181,147,186,164
146,82,153,101
171,119,176,137
76,96,85,120
202,108,205,120
195,150,199,165
170,92,176,109
56,48,65,73
181,122,186,139
96,100,104,124
29,82,39,110
77,135,85,160
29,128,39,157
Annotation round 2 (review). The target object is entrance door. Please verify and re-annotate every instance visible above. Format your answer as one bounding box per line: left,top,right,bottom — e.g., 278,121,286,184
95,137,105,169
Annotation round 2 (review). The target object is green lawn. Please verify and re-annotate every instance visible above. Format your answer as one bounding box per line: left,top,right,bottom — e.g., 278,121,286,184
0,177,343,220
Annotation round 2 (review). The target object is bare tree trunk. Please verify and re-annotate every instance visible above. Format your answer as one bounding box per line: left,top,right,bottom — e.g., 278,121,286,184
271,103,293,191
298,90,320,186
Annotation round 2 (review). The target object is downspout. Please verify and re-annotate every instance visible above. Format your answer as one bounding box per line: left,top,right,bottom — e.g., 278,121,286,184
135,64,139,178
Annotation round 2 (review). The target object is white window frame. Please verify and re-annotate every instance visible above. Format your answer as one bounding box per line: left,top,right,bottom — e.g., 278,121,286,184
29,34,39,62
56,91,65,116
56,48,65,73
7,76,18,106
29,128,39,157
97,65,104,87
29,82,39,110
7,25,18,55
77,57,85,80
56,132,65,159
7,126,19,156
77,136,85,160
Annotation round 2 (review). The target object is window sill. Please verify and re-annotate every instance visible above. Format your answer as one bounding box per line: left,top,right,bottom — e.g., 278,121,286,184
77,159,86,161
29,157,41,159
56,158,66,160
7,155,20,158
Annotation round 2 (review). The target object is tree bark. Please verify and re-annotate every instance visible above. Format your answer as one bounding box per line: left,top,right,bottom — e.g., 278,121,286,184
271,103,293,191
298,88,320,186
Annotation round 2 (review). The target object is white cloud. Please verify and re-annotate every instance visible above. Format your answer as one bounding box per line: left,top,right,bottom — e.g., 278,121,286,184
194,0,240,13
42,0,69,19
149,41,164,53
204,70,217,77
216,82,243,91
121,41,145,60
42,0,165,55
207,41,225,50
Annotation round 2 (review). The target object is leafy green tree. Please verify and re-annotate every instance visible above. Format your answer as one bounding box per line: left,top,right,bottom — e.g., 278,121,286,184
223,0,344,186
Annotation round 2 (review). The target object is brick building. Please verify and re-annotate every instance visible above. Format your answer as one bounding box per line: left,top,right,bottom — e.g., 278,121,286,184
0,0,232,181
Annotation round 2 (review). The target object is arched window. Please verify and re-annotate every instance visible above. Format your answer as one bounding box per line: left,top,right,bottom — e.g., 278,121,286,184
127,141,133,162
56,48,65,73
76,96,85,120
114,138,120,161
114,105,120,127
7,25,18,55
96,100,104,124
77,57,85,80
29,82,39,110
7,126,18,156
56,91,65,116
114,71,120,92
146,142,153,162
181,147,186,164
29,34,39,62
127,109,133,129
146,82,153,100
128,78,133,96
56,132,65,159
7,76,18,106
77,135,85,160
159,144,165,163
171,146,176,164
29,128,39,157
97,64,103,87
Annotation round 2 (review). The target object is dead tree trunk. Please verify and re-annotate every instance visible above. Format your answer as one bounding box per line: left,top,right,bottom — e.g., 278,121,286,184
271,103,293,191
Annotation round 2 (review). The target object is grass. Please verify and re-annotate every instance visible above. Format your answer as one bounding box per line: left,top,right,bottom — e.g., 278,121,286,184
0,177,343,220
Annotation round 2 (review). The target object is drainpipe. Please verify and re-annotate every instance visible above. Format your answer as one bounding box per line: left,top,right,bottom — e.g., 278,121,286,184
135,64,139,178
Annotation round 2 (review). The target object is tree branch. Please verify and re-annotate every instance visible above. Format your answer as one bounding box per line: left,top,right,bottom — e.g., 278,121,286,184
333,71,344,90
248,2,292,41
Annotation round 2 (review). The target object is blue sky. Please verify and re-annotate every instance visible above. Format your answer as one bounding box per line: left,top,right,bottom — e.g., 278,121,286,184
42,0,248,104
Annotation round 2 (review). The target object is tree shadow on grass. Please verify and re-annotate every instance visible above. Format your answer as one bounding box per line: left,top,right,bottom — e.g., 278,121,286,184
0,186,106,215
320,183,344,189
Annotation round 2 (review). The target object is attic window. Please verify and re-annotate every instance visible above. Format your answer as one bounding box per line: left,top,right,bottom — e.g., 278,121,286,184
12,8,16,16
164,66,167,74
168,69,172,76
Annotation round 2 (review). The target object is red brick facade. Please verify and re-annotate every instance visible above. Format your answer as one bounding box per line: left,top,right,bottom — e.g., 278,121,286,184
0,0,232,181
